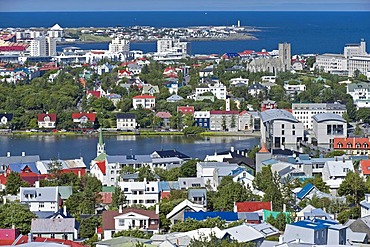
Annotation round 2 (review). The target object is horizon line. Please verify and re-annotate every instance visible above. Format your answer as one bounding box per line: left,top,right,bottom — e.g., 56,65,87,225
1,10,370,13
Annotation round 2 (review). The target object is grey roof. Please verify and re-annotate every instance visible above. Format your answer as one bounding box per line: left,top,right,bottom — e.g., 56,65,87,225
312,113,346,123
237,212,260,221
292,103,346,111
107,155,152,164
347,82,370,92
166,94,184,102
249,222,280,237
31,218,77,233
20,187,59,203
223,224,264,243
96,236,152,246
178,177,205,189
121,172,139,180
117,113,136,119
0,155,40,166
57,186,73,200
188,188,207,198
260,109,298,123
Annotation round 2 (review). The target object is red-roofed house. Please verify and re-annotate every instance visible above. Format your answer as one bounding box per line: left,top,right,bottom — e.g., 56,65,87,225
234,201,272,212
12,235,85,247
87,90,101,99
102,208,159,239
99,192,113,205
155,111,172,127
72,112,96,128
0,175,7,191
334,137,370,155
37,113,57,129
90,160,107,185
132,95,156,110
210,110,239,131
118,69,133,79
261,100,277,112
360,160,370,176
177,106,194,115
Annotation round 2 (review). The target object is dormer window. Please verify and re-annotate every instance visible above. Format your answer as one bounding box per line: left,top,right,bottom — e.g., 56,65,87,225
347,143,352,148
364,143,369,148
338,142,343,148
356,143,361,148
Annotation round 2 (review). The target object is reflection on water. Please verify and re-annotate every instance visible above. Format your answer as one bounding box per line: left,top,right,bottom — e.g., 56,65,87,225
0,135,259,164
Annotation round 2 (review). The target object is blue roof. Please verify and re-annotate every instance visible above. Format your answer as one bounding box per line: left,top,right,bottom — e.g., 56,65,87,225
184,211,238,221
291,219,337,230
8,162,39,174
297,183,314,200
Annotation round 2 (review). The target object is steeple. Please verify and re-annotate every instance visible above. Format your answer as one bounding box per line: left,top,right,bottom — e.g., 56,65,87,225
97,127,105,157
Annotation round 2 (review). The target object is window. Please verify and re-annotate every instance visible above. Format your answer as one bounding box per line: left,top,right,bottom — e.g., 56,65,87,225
292,130,295,135
39,202,44,208
281,124,285,129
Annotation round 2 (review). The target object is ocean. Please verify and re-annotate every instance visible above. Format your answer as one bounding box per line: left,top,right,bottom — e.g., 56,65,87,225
1,11,370,54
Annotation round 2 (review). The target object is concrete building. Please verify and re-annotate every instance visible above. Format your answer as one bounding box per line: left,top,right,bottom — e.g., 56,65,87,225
292,103,346,129
132,95,155,110
109,36,130,53
195,82,227,100
279,42,292,71
322,159,354,194
312,113,347,149
349,55,370,77
154,38,190,60
209,110,239,131
316,53,347,73
116,113,136,131
28,36,56,57
260,109,304,150
194,111,210,128
118,179,159,207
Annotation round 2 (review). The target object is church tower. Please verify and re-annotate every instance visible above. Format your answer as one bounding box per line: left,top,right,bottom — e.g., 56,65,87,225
278,42,291,72
97,127,105,157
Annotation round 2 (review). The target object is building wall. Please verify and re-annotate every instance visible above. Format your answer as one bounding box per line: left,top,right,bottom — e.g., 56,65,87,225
118,181,159,207
28,201,58,212
210,114,239,131
312,120,347,149
117,118,136,131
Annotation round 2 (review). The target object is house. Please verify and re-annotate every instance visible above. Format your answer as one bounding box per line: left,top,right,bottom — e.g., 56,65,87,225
142,85,160,95
150,150,191,160
360,160,370,177
345,215,370,243
334,137,370,155
132,95,155,110
234,201,272,213
361,194,370,217
0,153,40,174
6,162,48,185
96,236,153,247
188,188,207,206
230,77,249,87
72,112,96,128
347,82,370,108
222,224,265,246
199,66,213,77
282,219,347,245
106,94,121,107
292,103,347,129
97,64,113,75
166,199,206,225
322,159,354,194
260,109,304,150
261,100,277,112
0,113,13,127
166,94,184,103
193,111,210,128
118,179,159,207
0,228,20,245
177,177,205,190
195,82,227,100
31,218,79,240
37,113,57,129
102,208,159,240
284,83,306,99
209,110,239,131
311,113,347,149
248,83,267,97
118,69,133,79
20,186,61,213
116,113,136,131
196,162,240,190
127,63,142,75
155,112,172,128
177,105,194,115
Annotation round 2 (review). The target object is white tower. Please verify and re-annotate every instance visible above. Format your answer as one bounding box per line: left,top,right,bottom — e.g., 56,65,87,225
97,128,105,157
226,98,231,111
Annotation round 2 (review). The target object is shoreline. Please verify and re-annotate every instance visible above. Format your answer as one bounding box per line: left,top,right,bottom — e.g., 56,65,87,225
3,130,261,138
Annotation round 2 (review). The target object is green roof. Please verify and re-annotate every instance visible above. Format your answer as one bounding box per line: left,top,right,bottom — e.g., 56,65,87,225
94,152,107,161
95,236,154,247
263,209,292,223
102,186,115,193
57,186,73,200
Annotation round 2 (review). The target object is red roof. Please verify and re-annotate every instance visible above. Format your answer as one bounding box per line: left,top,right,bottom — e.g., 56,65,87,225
361,160,370,175
210,110,239,115
60,168,86,176
133,95,155,99
87,90,101,98
99,192,112,204
79,78,86,87
96,160,106,175
235,201,272,212
0,228,19,241
161,191,171,200
238,50,254,55
156,112,172,119
72,112,96,121
0,175,7,185
96,227,103,234
334,137,370,150
177,106,195,114
37,113,57,122
13,235,84,247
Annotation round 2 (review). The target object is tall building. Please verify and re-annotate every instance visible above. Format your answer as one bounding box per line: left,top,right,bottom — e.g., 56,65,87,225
109,36,130,53
28,36,56,56
155,38,190,60
279,42,292,71
344,39,367,59
47,24,64,39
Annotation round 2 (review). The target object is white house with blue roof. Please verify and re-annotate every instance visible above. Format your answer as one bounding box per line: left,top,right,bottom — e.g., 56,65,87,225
260,109,304,151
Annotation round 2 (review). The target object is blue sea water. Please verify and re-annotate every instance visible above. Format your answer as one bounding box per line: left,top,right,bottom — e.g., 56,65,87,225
2,11,370,54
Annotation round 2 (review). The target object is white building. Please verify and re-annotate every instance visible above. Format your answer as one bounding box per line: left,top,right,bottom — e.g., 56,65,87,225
230,77,249,86
109,36,130,53
292,103,347,129
154,38,190,60
20,186,60,213
312,113,347,149
48,24,64,39
348,55,370,77
347,81,370,108
260,109,304,150
132,95,156,109
322,159,354,195
360,194,370,217
118,179,159,207
195,82,227,100
28,36,56,57
315,54,347,73
344,39,367,59
116,113,136,131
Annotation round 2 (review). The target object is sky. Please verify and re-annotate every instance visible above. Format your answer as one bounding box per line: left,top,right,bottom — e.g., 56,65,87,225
1,0,370,12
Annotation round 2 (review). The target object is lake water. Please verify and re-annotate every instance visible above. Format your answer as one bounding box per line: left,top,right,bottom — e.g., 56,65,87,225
0,135,260,165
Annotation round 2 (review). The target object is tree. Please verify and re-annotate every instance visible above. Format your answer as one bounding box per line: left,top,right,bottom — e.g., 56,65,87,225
188,233,256,247
111,186,126,209
302,175,330,193
0,202,36,234
138,166,156,182
324,150,346,158
5,172,29,195
181,160,198,177
80,216,101,239
338,171,365,205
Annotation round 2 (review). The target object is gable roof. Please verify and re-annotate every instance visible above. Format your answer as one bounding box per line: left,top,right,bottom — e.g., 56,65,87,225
223,224,264,243
31,218,77,233
334,137,370,149
71,112,96,121
296,183,315,200
166,199,205,219
20,187,59,202
361,160,370,175
37,113,57,122
103,209,158,230
235,201,272,212
96,160,106,175
117,113,136,119
0,155,40,166
8,162,40,174
185,211,238,221
153,150,190,159
133,95,155,99
0,113,13,121
156,112,172,119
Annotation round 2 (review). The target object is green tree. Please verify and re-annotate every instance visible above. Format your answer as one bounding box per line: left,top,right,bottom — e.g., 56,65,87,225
302,175,330,193
338,171,365,205
138,166,156,182
0,202,36,234
111,186,126,210
5,172,29,195
325,150,346,158
181,160,198,177
80,216,101,239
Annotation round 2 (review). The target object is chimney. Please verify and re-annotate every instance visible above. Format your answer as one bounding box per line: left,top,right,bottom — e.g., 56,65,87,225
230,146,235,152
6,152,10,157
28,232,33,243
119,205,123,213
63,205,67,216
22,152,26,157
283,204,286,212
155,204,159,215
35,181,40,188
